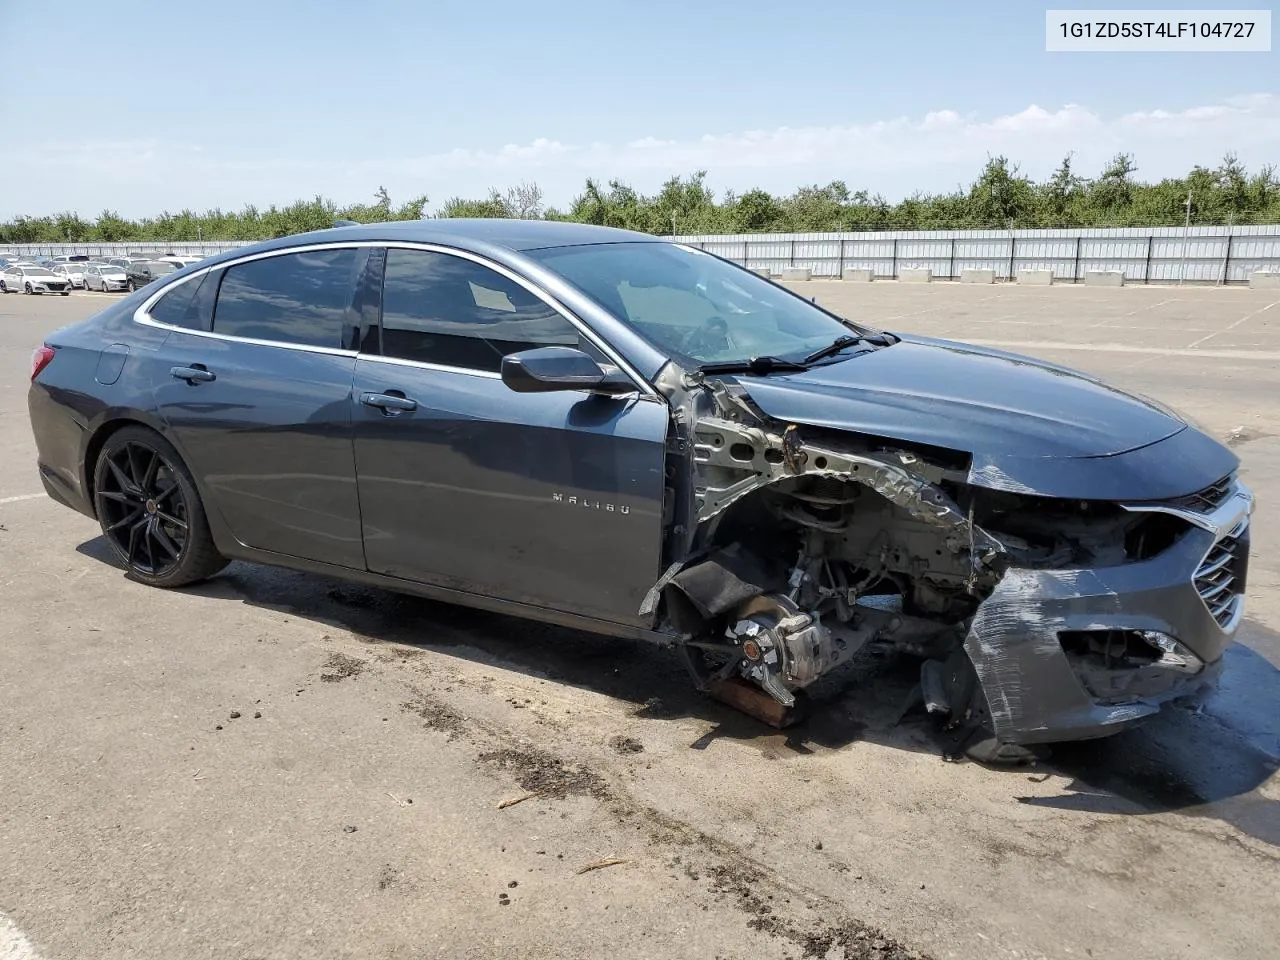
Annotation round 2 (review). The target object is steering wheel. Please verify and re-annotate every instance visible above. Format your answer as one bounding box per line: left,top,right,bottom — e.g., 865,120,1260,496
680,315,736,358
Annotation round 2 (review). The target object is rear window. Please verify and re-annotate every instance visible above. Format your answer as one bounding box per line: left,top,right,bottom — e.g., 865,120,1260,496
149,273,209,329
212,248,359,349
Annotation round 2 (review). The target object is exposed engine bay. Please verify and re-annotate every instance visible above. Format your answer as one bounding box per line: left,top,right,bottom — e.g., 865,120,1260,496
643,364,1230,755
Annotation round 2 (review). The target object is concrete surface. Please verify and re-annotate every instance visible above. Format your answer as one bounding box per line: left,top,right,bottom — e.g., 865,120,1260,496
1251,271,1280,289
1085,270,1126,287
779,267,811,281
843,268,874,282
898,268,931,282
1016,269,1054,285
958,269,993,284
2,286,1278,960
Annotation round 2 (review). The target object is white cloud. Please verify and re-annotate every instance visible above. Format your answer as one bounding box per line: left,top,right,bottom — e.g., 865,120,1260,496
3,94,1278,219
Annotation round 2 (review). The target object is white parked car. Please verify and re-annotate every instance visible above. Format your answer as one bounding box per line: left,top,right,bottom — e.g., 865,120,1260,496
159,255,202,268
83,263,129,292
0,264,71,295
51,263,87,289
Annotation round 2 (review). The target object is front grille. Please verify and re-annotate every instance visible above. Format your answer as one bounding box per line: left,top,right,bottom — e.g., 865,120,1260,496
1170,474,1234,512
1195,520,1248,628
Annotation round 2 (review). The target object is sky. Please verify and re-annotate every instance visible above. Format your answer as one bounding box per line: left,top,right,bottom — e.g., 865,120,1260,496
1,0,1277,220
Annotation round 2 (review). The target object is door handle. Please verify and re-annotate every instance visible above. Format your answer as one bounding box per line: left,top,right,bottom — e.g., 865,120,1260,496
360,391,418,413
171,365,215,384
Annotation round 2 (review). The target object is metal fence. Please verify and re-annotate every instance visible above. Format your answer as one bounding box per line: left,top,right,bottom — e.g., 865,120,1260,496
673,225,1280,284
4,225,1280,283
0,241,251,259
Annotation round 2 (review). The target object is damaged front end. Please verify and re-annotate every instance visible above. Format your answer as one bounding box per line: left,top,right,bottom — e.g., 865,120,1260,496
644,364,1254,755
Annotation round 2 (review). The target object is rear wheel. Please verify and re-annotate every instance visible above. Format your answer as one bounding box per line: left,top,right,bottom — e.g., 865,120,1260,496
93,426,227,587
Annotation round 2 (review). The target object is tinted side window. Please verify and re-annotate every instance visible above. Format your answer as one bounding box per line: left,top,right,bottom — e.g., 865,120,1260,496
213,248,359,348
149,273,208,328
379,249,579,372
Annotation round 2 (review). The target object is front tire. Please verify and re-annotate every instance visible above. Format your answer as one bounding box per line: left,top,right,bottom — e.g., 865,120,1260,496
93,426,228,587
0,281,7,293
24,283,33,294
126,279,136,292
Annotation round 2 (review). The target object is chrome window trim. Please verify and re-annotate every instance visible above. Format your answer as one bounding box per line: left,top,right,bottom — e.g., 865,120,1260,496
358,353,502,380
130,239,659,398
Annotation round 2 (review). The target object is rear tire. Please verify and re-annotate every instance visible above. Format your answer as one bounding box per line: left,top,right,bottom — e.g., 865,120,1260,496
93,425,228,587
61,291,70,296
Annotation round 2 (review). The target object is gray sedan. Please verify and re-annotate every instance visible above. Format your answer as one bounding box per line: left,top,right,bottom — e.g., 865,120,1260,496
24,219,1253,760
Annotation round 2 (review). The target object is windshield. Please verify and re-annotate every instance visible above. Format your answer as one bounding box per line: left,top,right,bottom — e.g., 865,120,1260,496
148,261,178,274
25,268,57,277
527,242,868,365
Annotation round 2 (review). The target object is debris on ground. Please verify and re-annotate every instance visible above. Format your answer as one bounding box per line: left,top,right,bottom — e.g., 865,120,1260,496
576,858,629,875
320,653,366,683
400,691,467,740
497,790,544,810
608,735,644,755
478,747,606,799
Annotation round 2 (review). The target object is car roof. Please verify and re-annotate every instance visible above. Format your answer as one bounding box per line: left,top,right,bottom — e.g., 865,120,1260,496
199,219,661,271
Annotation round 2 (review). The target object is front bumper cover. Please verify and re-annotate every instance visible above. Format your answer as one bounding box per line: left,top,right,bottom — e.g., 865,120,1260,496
966,484,1253,744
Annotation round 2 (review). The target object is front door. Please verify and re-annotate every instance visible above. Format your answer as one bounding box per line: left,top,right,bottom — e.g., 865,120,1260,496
151,246,369,569
352,246,668,627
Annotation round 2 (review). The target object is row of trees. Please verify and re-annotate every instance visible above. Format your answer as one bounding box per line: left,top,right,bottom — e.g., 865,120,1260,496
3,153,1277,244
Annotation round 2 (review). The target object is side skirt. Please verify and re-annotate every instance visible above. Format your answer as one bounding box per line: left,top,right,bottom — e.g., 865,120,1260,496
218,542,679,648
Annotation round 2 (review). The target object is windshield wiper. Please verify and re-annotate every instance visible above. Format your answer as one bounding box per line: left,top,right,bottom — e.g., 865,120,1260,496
802,335,866,364
698,355,810,375
802,332,897,364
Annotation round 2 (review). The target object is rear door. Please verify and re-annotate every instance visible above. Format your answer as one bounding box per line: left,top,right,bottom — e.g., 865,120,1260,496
150,245,372,569
352,246,669,627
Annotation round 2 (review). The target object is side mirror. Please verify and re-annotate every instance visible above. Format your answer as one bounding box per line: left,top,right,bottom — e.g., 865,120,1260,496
501,346,636,395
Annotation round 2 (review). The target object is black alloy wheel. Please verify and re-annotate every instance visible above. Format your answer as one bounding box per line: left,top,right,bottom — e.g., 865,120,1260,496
93,427,227,586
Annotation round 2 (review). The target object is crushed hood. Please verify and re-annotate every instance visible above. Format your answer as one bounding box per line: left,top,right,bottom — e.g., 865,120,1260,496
732,335,1236,499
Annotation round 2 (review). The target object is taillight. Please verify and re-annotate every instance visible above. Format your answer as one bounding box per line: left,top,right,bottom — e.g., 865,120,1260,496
31,346,56,381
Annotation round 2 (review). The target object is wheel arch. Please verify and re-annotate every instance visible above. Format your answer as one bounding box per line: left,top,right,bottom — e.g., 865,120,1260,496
81,414,184,519
81,410,237,552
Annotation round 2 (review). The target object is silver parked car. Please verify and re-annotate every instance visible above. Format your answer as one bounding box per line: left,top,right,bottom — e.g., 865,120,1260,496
83,262,129,292
51,262,87,289
0,263,71,295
